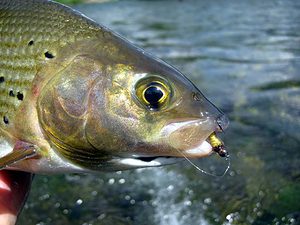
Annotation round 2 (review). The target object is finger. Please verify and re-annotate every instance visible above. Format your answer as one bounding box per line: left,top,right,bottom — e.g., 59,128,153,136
0,170,33,225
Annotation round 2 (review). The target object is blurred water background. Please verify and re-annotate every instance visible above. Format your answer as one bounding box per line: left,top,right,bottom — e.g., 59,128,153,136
18,0,300,224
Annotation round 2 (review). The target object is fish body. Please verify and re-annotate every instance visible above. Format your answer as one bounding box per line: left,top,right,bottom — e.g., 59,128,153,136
0,0,228,173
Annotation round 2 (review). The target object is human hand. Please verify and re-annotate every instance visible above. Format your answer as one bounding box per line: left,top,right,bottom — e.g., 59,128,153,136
0,170,33,225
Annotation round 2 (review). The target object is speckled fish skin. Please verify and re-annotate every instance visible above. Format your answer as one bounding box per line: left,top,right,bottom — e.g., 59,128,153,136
0,0,99,125
0,0,229,173
0,0,105,172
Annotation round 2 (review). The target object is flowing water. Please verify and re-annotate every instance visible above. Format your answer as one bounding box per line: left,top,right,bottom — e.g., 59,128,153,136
18,0,300,224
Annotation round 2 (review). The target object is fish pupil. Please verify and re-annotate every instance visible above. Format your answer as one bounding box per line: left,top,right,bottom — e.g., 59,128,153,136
144,86,163,106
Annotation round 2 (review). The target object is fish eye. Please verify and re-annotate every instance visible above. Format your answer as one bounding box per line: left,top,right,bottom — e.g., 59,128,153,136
143,82,167,109
135,77,171,111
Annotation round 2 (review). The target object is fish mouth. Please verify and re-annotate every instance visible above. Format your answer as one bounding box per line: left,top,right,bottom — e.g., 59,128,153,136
178,114,229,158
116,131,227,168
183,132,227,158
106,134,226,171
108,116,228,170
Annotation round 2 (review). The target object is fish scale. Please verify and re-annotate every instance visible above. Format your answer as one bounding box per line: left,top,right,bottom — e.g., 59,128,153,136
0,0,99,129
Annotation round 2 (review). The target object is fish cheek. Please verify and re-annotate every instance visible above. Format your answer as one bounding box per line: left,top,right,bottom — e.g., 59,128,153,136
85,82,128,154
85,79,152,155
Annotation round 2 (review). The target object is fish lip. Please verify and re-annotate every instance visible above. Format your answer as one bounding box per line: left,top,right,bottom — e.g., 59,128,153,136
183,140,213,158
160,119,208,137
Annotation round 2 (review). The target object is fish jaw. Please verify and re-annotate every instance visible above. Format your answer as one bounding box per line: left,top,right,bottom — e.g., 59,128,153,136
94,140,212,171
110,141,213,170
183,140,213,157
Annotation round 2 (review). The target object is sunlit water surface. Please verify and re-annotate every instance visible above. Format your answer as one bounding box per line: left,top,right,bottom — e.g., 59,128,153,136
18,0,300,224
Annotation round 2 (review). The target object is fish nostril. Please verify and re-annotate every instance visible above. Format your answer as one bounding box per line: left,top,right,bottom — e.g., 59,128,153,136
192,92,201,101
216,114,229,132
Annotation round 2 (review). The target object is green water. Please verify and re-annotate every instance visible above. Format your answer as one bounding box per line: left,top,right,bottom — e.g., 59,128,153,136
18,0,300,224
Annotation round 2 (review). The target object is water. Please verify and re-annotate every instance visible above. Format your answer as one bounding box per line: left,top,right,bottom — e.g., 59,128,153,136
18,0,300,224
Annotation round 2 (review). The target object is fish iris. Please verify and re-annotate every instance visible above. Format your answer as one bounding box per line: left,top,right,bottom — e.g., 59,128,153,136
135,77,171,111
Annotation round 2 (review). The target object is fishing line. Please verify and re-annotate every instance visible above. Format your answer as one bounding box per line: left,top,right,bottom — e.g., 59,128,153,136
175,148,231,177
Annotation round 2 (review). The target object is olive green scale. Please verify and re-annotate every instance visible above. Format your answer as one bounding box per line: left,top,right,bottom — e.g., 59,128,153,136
0,0,99,129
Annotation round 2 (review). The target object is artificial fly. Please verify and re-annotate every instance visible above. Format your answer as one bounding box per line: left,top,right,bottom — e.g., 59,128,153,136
209,132,228,158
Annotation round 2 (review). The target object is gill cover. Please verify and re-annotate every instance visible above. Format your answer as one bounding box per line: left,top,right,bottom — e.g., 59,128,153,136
37,56,110,166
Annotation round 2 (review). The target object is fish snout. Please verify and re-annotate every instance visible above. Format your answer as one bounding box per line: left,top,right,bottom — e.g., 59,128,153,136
207,114,229,158
216,114,229,132
192,91,229,157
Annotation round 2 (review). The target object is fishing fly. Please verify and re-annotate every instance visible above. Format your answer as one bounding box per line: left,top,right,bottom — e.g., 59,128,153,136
209,133,228,157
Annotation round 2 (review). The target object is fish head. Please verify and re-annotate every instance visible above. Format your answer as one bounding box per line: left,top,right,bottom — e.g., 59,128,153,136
38,46,228,171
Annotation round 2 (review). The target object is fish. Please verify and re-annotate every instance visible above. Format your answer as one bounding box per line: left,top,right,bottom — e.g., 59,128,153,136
0,0,229,174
